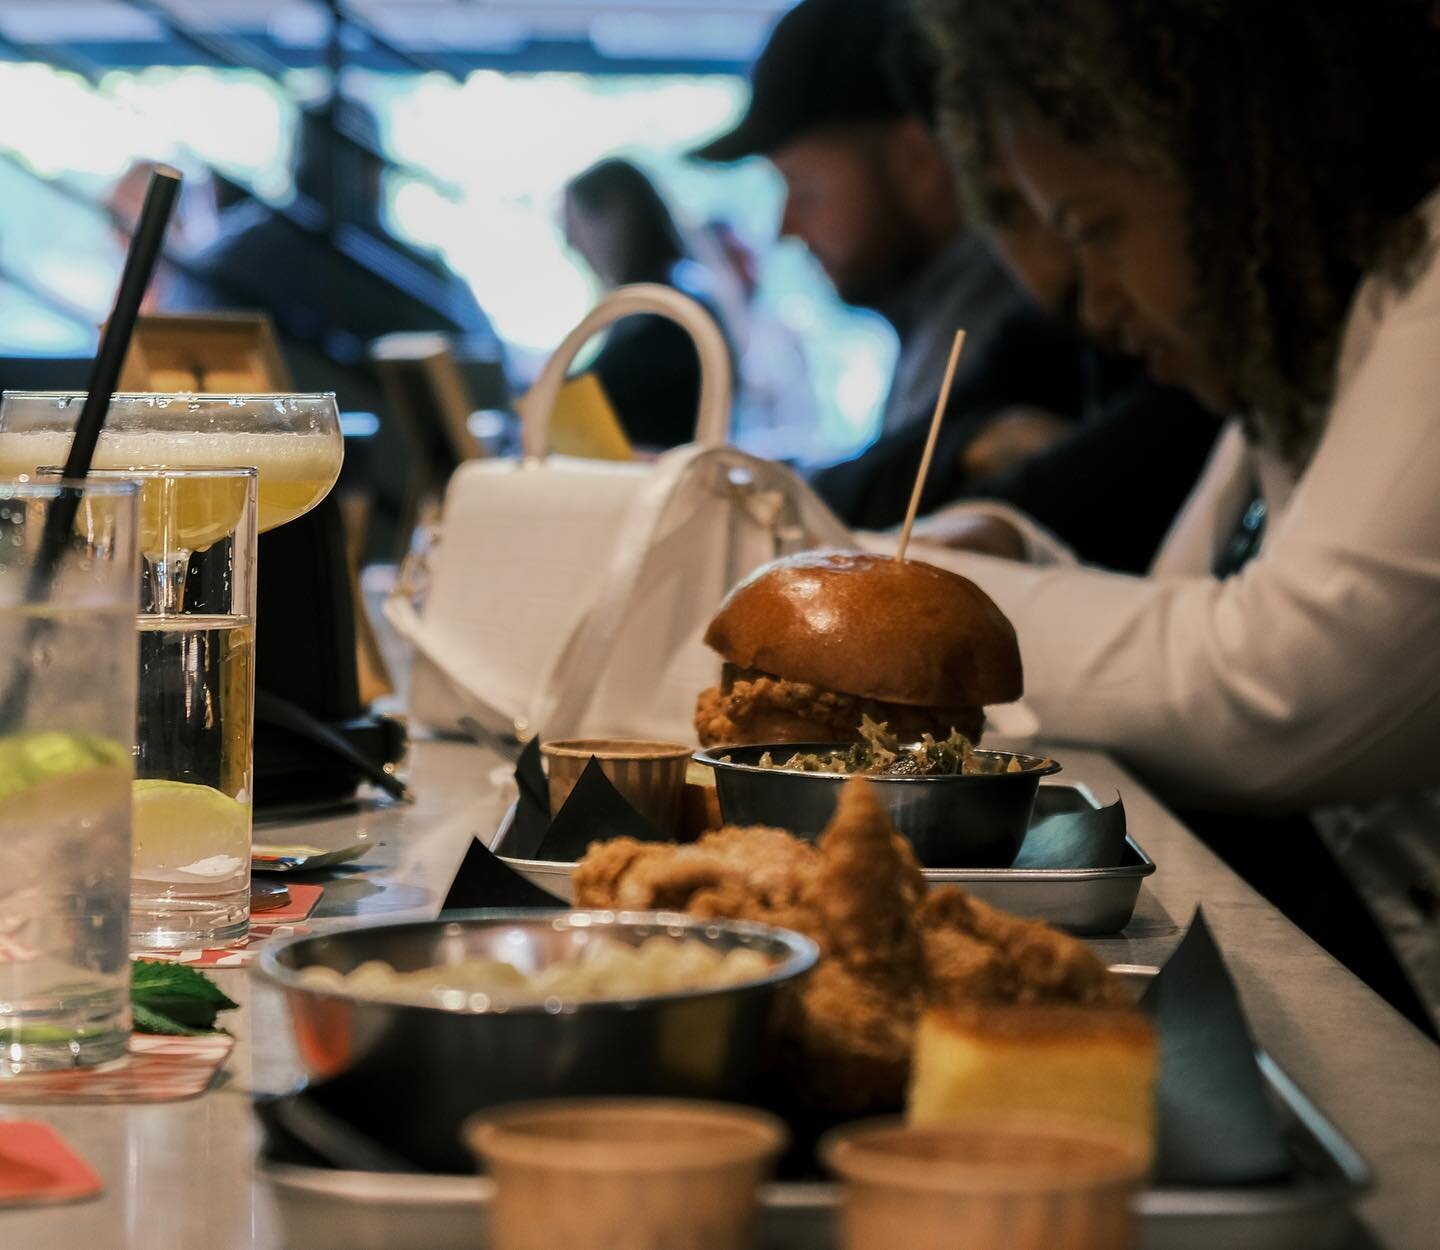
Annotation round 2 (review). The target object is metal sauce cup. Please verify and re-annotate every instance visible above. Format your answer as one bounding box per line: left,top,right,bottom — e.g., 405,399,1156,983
542,739,693,834
822,1115,1151,1250
467,1098,787,1250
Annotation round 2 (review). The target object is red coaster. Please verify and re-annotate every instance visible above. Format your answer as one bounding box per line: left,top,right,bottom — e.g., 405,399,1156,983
131,883,324,967
0,1033,233,1105
0,1122,103,1207
256,882,324,927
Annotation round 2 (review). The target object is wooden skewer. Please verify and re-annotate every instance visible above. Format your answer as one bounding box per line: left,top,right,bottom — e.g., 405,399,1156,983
896,328,966,562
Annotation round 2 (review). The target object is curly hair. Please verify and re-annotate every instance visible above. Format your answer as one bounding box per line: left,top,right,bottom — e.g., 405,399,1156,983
915,0,1440,462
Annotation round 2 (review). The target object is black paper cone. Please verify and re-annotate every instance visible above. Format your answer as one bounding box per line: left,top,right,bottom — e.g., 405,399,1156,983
498,738,553,859
1013,795,1128,869
534,756,669,861
1142,909,1292,1185
515,737,550,816
442,835,567,910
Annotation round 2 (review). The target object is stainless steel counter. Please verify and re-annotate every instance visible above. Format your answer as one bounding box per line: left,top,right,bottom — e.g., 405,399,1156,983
4,741,1437,1249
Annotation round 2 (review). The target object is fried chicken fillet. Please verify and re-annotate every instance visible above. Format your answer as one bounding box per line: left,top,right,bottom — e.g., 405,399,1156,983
572,825,819,934
573,776,1125,1113
695,665,984,749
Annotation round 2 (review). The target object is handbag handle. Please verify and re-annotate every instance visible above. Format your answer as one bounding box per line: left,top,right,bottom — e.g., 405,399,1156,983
518,283,733,459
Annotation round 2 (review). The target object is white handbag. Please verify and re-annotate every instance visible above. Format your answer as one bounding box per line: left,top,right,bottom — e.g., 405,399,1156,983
385,283,853,743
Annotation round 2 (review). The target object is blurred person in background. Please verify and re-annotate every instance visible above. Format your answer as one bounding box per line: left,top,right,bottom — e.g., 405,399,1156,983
562,156,735,449
177,97,508,557
183,98,500,366
825,168,1219,574
914,0,1440,1033
690,0,1034,442
696,218,819,458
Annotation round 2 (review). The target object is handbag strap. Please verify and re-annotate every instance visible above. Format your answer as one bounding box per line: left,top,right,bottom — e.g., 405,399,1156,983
518,283,733,458
532,447,852,736
528,443,713,735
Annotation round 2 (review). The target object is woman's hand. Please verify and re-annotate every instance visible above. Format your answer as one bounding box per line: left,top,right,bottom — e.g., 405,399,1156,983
913,513,1028,560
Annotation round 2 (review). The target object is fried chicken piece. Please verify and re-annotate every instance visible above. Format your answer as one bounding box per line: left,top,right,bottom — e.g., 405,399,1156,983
784,959,917,1111
919,924,1023,1007
689,825,821,916
695,666,984,748
919,887,1131,1008
572,826,820,929
804,777,926,978
572,777,1129,1115
694,671,865,747
574,784,926,1109
779,779,931,1109
569,837,668,908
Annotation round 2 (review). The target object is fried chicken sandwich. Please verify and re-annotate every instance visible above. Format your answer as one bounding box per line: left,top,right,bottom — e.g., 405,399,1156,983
695,550,1022,748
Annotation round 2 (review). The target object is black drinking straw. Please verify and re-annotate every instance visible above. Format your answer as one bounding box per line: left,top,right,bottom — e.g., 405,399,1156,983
40,165,183,561
0,166,182,728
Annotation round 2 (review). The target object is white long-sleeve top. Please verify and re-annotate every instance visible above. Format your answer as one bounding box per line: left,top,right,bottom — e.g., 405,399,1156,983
879,196,1440,1022
896,193,1440,815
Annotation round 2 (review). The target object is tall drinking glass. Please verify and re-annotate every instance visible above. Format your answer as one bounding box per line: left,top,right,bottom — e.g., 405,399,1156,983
0,480,138,1074
105,468,259,951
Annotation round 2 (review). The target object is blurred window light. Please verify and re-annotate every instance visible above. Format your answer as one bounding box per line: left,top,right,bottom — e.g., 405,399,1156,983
0,64,145,180
0,163,117,319
0,283,96,355
339,410,381,437
103,67,294,194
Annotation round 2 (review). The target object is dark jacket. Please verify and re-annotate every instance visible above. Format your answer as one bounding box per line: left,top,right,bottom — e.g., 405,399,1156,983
809,306,1219,574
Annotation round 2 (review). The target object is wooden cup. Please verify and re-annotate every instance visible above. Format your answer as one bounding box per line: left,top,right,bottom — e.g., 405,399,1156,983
467,1098,786,1250
540,739,693,835
822,1116,1151,1250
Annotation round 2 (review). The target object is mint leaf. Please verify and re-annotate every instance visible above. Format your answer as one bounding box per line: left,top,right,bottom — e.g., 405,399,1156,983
132,961,238,1008
131,1002,211,1037
131,961,239,1034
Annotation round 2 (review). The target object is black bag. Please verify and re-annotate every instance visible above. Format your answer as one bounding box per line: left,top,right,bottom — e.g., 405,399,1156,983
253,495,407,807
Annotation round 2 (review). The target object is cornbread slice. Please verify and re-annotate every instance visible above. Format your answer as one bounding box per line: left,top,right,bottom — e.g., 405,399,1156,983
907,1004,1158,1143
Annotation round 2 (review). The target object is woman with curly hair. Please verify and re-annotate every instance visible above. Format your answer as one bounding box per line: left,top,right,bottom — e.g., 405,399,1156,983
907,0,1440,1029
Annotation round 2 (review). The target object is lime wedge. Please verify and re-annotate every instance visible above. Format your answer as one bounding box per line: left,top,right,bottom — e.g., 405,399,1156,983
0,731,131,803
133,779,250,871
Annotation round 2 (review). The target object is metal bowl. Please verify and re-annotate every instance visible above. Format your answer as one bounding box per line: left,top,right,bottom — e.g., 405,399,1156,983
259,910,818,1173
696,744,1061,868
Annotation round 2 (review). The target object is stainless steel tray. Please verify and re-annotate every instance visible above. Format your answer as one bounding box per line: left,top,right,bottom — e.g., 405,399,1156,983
261,1047,1370,1250
487,782,1156,935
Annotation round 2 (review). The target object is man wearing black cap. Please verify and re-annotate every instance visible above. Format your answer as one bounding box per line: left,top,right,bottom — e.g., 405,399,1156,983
692,0,1019,435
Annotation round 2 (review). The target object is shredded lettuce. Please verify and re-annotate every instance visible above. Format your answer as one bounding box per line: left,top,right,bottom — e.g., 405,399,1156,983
758,716,1008,776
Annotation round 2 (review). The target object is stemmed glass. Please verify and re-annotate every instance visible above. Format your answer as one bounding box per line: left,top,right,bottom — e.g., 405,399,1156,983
0,391,343,534
1,391,342,616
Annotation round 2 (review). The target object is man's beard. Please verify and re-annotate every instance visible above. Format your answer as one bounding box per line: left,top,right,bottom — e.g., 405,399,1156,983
829,233,933,312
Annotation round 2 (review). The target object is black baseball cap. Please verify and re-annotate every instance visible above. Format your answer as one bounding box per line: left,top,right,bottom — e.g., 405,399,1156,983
690,0,927,163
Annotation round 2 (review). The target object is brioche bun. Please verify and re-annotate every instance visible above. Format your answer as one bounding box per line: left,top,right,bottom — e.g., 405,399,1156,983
704,551,1022,708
